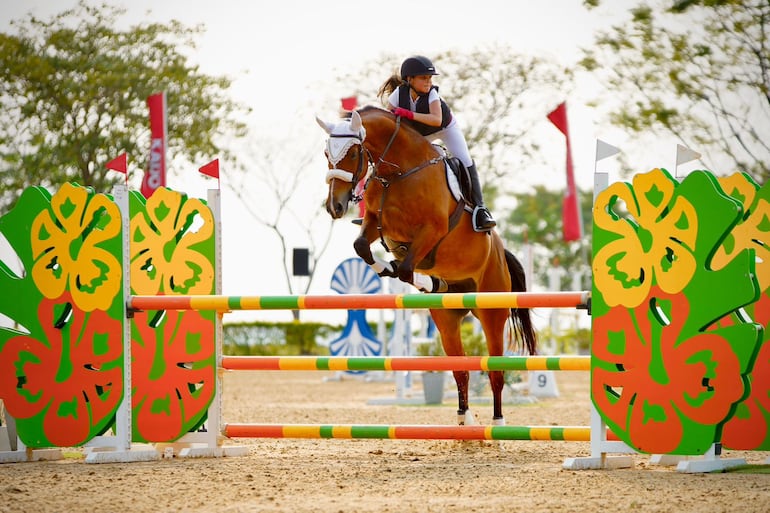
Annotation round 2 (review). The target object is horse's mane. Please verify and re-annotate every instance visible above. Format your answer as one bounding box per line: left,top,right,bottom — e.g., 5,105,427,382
356,105,434,146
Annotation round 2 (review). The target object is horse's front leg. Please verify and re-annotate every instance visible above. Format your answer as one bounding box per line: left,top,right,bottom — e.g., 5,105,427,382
395,227,443,285
353,220,402,279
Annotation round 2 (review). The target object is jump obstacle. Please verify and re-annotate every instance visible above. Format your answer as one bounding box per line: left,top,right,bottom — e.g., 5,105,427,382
1,167,768,473
128,291,589,311
218,355,591,372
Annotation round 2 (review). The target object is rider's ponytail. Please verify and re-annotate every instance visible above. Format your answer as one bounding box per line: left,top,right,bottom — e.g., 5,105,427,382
377,73,404,105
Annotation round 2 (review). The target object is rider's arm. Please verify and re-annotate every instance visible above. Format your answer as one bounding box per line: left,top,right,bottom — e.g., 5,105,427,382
412,99,442,127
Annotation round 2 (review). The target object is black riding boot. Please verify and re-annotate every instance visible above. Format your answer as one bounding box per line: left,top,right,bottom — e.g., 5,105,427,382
467,163,496,232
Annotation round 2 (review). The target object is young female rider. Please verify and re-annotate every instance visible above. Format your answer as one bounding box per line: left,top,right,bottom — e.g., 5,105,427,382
377,55,496,232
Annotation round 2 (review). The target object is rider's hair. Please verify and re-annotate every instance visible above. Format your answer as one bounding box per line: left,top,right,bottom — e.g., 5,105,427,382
377,73,404,106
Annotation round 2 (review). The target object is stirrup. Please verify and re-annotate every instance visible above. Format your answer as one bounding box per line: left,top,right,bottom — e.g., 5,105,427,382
472,206,496,232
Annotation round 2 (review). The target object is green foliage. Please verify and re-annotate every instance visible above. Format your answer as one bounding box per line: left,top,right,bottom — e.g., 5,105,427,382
541,326,592,355
417,321,487,357
581,0,769,182
414,337,444,357
426,320,522,386
223,321,340,356
500,185,593,290
0,1,250,213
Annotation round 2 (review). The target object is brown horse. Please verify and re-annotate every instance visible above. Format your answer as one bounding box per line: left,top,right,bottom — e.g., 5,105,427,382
317,106,537,425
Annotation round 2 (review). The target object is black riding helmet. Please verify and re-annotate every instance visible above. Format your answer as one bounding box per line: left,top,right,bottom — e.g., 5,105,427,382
400,56,439,78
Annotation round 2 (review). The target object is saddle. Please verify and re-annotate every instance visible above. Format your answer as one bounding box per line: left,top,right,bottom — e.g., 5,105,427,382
434,145,475,213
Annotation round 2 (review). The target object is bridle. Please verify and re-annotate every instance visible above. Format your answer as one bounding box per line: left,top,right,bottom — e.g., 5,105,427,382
324,114,461,250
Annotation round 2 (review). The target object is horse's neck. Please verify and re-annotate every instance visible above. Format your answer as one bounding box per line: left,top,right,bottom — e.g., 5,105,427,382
368,131,437,177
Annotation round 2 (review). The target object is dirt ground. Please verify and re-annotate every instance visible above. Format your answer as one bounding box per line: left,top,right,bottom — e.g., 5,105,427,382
1,370,768,513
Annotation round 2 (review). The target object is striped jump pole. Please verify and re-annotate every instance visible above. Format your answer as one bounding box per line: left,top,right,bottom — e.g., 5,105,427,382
224,424,605,441
128,291,590,312
221,355,590,372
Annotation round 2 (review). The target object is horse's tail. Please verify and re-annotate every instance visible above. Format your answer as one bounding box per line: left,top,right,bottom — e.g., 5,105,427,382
504,249,538,355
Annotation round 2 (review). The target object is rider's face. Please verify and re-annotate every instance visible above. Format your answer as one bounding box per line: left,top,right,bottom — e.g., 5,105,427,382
409,75,433,93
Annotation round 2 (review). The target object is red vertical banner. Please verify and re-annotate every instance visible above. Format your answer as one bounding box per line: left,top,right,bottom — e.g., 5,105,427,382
141,92,167,198
354,179,365,217
547,102,582,242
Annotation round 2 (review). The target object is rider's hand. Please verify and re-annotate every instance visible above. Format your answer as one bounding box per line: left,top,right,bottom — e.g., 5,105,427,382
392,107,414,120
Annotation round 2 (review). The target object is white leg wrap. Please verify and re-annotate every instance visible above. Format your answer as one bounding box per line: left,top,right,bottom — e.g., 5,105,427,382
412,273,434,292
494,417,506,426
370,255,391,275
460,409,478,426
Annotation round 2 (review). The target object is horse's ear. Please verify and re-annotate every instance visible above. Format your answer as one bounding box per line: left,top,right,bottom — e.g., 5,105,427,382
349,110,362,132
315,116,334,134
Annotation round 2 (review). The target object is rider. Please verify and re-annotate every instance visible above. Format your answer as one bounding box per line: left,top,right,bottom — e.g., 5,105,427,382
377,55,496,232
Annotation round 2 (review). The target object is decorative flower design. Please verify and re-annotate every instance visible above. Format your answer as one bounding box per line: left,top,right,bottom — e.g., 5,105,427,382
714,173,770,292
129,187,214,296
0,293,123,447
131,308,215,442
592,286,747,454
721,292,770,450
30,183,122,312
593,169,697,308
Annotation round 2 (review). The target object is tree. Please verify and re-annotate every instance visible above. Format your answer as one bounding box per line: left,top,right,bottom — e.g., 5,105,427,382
500,185,594,291
333,46,573,205
225,129,335,321
580,0,769,183
0,1,249,213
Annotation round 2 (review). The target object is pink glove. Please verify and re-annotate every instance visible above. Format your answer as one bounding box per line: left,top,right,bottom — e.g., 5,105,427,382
392,107,414,120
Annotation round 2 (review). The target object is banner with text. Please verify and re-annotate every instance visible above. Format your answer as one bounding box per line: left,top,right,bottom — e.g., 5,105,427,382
141,92,167,198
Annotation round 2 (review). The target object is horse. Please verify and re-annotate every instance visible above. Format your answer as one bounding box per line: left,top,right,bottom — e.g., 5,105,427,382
316,106,537,426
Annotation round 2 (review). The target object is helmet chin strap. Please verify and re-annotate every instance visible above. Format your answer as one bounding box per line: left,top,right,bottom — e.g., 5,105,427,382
406,79,420,100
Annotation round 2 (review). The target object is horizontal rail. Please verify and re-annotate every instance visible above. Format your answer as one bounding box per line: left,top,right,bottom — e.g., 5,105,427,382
221,355,590,372
224,424,603,441
128,291,590,312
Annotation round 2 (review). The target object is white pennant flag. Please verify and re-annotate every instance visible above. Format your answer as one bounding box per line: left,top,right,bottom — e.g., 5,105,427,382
596,139,621,161
676,144,701,165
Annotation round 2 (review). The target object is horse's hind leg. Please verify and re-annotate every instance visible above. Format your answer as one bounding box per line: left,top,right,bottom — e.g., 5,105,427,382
429,308,472,425
488,370,505,424
476,308,510,424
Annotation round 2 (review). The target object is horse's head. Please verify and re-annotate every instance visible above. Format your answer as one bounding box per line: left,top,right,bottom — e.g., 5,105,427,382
316,110,369,219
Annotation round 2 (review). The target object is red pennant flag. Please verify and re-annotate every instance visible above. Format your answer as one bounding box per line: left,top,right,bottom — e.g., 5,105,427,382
199,159,220,179
106,153,127,174
341,96,357,111
547,102,582,242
